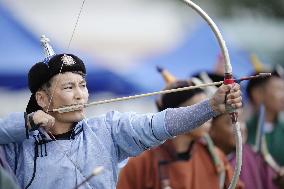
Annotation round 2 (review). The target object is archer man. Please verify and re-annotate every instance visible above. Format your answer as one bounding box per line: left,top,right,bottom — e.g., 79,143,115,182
0,52,242,189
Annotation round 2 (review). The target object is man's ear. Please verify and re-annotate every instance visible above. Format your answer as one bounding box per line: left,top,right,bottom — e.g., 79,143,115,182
35,90,49,110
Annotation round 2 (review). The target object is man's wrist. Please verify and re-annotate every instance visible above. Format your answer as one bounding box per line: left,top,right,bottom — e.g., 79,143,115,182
209,97,219,114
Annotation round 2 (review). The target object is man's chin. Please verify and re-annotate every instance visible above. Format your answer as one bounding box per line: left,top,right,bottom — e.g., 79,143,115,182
73,112,85,121
63,111,85,122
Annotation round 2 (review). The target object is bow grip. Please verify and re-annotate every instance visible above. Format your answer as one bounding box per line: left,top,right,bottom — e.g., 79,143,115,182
224,73,238,123
224,73,235,85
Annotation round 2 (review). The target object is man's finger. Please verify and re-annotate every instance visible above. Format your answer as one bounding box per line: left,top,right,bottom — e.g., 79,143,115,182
227,90,241,100
40,118,49,127
227,96,242,105
220,84,232,93
231,83,240,91
233,102,242,109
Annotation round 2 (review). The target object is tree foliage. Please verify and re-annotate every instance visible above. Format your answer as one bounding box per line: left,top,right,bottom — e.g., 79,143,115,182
215,0,284,18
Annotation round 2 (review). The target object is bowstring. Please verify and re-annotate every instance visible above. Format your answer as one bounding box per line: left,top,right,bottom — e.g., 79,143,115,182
46,0,86,112
42,0,92,186
68,0,86,49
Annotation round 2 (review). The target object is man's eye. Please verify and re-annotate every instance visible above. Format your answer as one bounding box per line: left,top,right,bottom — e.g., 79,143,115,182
64,86,72,89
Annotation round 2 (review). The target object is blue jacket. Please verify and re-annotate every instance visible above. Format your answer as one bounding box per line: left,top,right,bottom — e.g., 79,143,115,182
0,100,215,189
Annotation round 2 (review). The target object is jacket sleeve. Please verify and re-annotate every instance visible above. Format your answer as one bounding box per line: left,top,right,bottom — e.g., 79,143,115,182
106,99,217,162
0,112,27,144
105,110,171,162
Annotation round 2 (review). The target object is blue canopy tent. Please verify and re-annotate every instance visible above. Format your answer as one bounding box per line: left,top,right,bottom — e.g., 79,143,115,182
124,23,252,92
0,3,141,95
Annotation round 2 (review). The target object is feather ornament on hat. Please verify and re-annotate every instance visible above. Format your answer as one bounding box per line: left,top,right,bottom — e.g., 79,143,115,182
156,66,177,85
250,54,266,73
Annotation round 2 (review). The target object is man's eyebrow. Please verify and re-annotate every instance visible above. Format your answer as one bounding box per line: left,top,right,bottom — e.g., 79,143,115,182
61,82,74,86
61,80,86,86
79,79,86,84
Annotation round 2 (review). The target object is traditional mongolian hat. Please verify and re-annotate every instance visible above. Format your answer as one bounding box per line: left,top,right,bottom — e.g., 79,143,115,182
246,54,283,102
155,66,204,111
26,35,86,114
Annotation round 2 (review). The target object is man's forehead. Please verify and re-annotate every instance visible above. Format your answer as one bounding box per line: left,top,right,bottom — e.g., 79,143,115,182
52,72,85,83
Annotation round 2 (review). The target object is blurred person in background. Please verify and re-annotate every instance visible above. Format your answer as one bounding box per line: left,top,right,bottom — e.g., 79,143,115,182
0,147,19,189
210,110,280,189
0,167,19,189
200,68,284,189
117,68,243,189
246,67,284,165
246,64,284,188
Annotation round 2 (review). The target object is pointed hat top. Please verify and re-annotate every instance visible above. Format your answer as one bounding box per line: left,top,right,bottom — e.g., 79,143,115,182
40,35,56,63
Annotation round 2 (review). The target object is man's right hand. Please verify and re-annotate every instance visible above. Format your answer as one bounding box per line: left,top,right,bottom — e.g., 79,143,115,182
210,84,242,114
28,110,55,131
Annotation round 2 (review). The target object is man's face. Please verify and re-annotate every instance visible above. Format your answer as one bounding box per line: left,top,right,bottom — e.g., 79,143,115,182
263,77,284,113
210,114,235,153
46,72,89,123
209,111,246,155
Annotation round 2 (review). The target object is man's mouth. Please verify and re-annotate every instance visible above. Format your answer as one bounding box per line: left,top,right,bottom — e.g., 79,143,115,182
57,104,85,111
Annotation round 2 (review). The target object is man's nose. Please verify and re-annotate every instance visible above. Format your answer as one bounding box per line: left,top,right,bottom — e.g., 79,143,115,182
74,87,84,99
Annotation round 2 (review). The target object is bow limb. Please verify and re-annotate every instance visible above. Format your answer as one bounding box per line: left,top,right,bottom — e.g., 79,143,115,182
181,1,242,189
256,104,281,173
255,104,265,153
